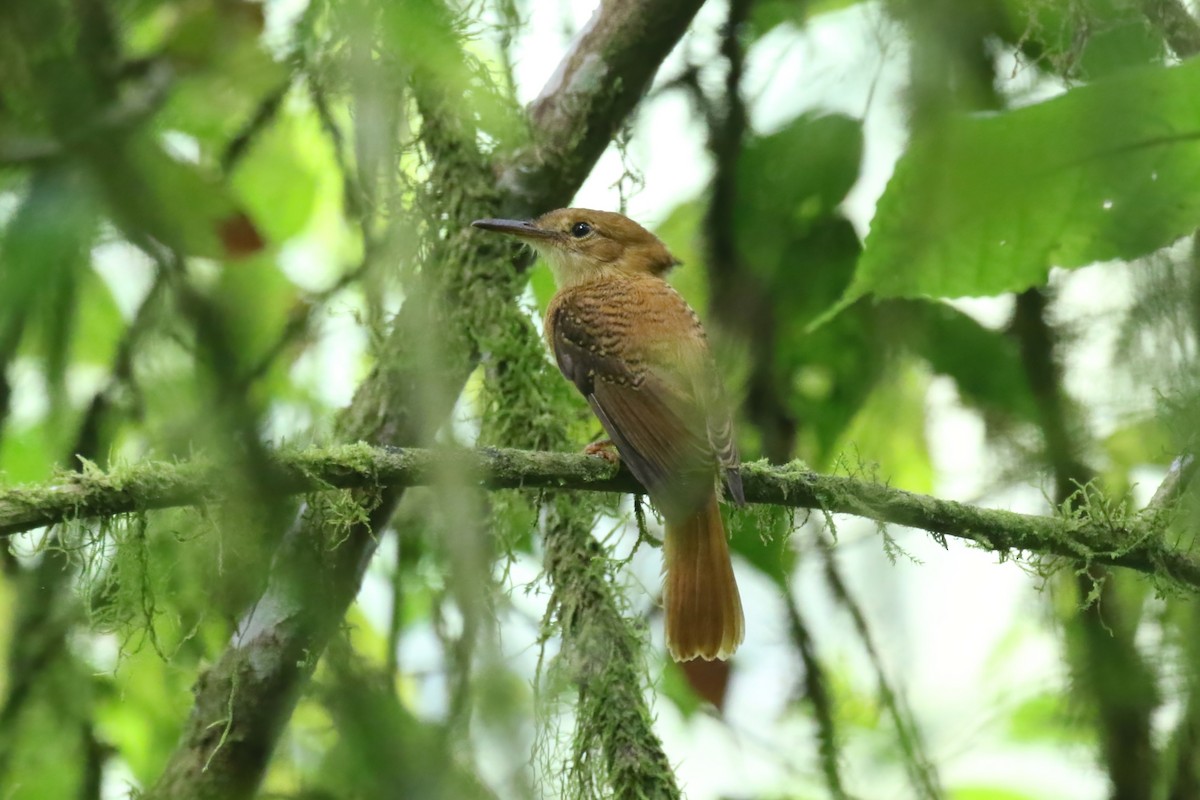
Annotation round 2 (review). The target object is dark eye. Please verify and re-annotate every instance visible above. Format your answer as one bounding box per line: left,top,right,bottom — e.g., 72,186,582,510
570,221,592,238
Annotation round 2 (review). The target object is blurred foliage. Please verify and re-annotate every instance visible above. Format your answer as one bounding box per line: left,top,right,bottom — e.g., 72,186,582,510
0,0,1196,798
998,0,1165,79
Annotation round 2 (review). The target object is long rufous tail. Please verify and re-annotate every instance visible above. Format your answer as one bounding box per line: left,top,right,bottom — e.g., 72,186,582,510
663,492,744,661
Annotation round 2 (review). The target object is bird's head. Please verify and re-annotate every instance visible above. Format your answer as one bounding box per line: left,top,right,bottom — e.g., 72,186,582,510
472,208,680,289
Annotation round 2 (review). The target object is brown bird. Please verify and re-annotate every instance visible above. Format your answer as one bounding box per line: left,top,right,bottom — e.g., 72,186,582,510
472,208,744,661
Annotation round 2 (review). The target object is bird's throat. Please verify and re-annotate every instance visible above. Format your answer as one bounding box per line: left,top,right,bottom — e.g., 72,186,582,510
539,245,615,290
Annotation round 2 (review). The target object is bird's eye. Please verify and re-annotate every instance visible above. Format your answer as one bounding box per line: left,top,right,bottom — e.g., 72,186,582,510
570,222,592,238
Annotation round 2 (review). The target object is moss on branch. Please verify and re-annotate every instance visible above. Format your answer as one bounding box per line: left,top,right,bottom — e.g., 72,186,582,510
2,444,1196,590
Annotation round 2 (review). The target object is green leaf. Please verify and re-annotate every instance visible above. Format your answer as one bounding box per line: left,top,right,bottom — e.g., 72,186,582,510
782,301,885,466
134,142,265,259
154,2,284,146
655,199,710,314
736,114,865,345
0,168,99,409
213,256,298,382
72,269,126,364
763,215,861,320
0,422,56,484
848,59,1200,304
895,300,1039,424
760,215,874,466
951,787,1041,800
22,268,124,368
834,363,933,494
1079,15,1163,79
736,112,863,240
1005,690,1089,745
1103,417,1174,483
663,115,863,318
88,137,264,260
750,0,864,38
230,111,321,244
659,660,704,718
719,115,875,463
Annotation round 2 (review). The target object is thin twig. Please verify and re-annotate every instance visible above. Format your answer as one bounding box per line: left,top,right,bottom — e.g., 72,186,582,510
784,587,848,799
221,79,294,173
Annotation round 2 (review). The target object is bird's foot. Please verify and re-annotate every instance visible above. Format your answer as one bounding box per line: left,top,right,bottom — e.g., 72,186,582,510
584,439,621,466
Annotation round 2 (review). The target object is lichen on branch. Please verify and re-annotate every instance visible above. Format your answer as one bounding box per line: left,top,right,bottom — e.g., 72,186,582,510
2,443,1196,591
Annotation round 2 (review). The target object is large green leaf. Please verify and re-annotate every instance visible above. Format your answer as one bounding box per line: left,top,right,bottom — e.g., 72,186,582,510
1005,690,1091,746
777,295,885,467
130,141,266,259
846,58,1200,305
951,788,1040,800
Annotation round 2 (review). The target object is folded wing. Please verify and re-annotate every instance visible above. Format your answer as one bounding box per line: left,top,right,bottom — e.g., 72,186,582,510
549,284,732,520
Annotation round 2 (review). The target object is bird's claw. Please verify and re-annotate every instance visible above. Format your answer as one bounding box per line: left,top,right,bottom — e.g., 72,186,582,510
584,439,621,466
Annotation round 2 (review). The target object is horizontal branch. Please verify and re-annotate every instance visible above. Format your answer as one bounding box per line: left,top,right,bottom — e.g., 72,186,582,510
2,444,1195,588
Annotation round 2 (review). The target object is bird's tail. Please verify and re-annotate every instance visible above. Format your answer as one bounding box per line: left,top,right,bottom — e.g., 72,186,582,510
663,492,744,661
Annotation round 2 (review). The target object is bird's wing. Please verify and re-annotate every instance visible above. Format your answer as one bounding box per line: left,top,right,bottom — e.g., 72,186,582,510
548,283,723,520
696,357,744,505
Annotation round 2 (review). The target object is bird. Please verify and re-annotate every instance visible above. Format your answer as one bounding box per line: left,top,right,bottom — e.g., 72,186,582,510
472,208,744,661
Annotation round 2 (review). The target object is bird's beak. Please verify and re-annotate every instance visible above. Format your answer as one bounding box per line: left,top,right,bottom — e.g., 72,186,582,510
471,218,558,240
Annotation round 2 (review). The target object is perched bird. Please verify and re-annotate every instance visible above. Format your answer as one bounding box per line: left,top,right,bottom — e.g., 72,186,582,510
472,208,744,661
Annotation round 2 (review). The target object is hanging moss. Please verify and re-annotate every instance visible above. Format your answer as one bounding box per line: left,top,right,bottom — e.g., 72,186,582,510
473,259,679,796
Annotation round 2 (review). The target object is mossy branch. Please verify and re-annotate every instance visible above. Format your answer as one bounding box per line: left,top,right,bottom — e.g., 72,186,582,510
3,444,1196,589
